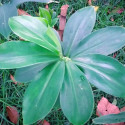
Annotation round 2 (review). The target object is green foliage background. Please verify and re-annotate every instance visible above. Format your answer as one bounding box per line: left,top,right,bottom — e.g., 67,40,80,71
0,0,125,124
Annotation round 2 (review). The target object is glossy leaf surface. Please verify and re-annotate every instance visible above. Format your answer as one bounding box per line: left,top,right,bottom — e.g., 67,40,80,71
23,61,65,124
73,26,125,57
15,63,48,83
60,62,94,125
73,54,125,97
0,41,59,69
9,16,60,54
93,112,125,124
62,6,96,56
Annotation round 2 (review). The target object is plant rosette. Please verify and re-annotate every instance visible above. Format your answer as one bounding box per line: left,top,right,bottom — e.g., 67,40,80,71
0,6,125,125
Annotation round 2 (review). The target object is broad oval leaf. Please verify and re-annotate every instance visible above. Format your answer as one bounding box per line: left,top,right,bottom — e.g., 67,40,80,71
73,26,125,57
62,6,96,56
60,62,94,125
9,16,61,54
14,63,48,83
0,41,59,69
93,112,125,124
23,61,65,124
73,54,125,97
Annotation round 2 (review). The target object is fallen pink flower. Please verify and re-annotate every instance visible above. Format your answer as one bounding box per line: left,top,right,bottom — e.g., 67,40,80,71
117,8,124,14
96,97,125,125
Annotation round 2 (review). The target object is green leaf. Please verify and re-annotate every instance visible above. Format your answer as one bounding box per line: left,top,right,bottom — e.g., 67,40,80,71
0,0,52,38
14,63,48,83
35,17,48,26
0,41,59,69
93,112,125,124
39,7,52,25
73,54,125,97
9,16,60,54
0,3,17,38
73,26,125,57
51,18,58,27
60,62,94,125
23,61,65,124
45,26,62,52
62,6,96,56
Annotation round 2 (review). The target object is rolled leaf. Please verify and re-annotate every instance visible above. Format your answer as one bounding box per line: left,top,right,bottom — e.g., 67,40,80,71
93,112,125,124
9,16,60,54
73,26,125,57
23,61,65,124
60,62,94,125
73,54,125,97
0,41,59,69
62,6,96,56
39,7,51,24
14,63,48,83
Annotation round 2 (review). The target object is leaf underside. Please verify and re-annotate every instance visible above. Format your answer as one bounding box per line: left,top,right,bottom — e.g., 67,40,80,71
14,63,48,83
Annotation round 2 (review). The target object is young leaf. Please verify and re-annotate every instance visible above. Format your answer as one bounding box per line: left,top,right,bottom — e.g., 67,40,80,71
9,16,60,54
73,54,125,97
23,61,65,124
62,6,96,56
0,41,59,69
60,5,69,17
14,63,48,83
39,7,52,25
51,18,58,27
93,112,125,124
36,17,48,26
60,62,94,125
72,26,125,57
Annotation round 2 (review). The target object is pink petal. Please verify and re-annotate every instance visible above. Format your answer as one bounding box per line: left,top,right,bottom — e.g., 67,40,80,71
117,8,124,14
